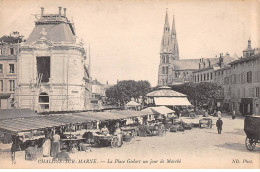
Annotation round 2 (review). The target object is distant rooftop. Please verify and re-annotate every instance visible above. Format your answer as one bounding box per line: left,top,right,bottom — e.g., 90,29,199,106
25,7,76,44
229,53,260,65
0,31,24,44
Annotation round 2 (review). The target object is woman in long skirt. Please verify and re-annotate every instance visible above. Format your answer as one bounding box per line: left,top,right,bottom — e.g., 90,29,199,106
50,134,60,157
42,138,51,157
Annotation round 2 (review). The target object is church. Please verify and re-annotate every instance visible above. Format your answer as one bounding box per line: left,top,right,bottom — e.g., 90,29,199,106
158,10,201,86
157,10,238,86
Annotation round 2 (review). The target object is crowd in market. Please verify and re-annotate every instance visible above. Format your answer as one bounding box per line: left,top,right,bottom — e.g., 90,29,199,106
5,105,234,164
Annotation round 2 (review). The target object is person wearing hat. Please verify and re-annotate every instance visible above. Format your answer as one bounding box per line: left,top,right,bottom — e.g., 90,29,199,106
216,117,223,134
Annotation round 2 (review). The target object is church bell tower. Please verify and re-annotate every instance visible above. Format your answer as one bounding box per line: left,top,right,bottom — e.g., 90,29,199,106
158,10,179,86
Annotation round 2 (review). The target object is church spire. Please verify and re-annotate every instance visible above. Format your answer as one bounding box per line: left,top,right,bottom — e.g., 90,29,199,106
169,13,179,59
171,13,176,36
160,9,171,53
164,9,170,31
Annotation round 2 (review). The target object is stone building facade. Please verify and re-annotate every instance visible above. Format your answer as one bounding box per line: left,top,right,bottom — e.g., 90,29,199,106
0,32,24,109
214,40,260,115
17,7,92,112
193,53,237,83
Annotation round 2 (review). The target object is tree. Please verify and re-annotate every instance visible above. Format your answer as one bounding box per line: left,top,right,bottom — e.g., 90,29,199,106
170,82,222,107
105,80,151,107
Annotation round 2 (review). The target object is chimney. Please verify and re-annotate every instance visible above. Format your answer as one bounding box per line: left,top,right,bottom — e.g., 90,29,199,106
58,7,62,17
63,8,67,17
41,7,44,16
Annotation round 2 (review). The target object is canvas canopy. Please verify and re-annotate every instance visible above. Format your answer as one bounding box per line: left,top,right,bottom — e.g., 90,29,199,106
154,97,191,106
0,110,151,134
0,116,63,134
0,108,38,120
142,106,175,115
125,101,140,106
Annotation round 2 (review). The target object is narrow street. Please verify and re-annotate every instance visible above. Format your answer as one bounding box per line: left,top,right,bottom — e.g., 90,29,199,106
0,114,259,168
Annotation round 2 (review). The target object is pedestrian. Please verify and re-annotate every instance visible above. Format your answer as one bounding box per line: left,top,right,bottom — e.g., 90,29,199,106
114,122,123,147
217,111,221,118
216,117,223,134
232,110,236,120
51,131,60,157
42,137,51,157
11,135,22,164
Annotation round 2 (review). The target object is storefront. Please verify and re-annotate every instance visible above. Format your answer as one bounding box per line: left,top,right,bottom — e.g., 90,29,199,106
240,98,253,116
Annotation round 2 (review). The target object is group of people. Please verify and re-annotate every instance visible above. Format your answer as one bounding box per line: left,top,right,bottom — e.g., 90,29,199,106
100,122,123,147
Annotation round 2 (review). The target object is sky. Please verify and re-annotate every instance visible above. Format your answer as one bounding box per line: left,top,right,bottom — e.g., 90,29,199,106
0,0,259,86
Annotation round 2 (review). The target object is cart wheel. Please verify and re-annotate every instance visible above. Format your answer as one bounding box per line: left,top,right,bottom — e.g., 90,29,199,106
245,137,256,151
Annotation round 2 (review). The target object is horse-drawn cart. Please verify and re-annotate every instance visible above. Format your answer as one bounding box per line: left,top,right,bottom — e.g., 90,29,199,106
244,116,260,151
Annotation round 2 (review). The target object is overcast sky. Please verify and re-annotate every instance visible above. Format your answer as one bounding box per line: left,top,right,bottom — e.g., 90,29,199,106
0,0,259,86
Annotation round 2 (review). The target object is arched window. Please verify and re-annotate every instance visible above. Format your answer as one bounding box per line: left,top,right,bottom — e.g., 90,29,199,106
166,56,169,63
166,67,168,74
39,92,49,110
162,56,165,63
162,67,165,74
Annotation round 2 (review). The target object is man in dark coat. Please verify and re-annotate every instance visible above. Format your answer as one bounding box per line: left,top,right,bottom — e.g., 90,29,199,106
216,117,223,134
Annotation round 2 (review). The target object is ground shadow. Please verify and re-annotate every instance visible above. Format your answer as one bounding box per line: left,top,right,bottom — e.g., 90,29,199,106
215,142,260,153
224,128,245,136
205,128,245,136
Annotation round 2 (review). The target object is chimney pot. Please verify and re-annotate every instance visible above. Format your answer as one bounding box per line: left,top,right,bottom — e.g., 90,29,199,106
59,7,62,17
63,8,67,17
41,7,44,16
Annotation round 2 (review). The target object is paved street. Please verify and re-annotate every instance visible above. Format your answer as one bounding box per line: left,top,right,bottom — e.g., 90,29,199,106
0,114,259,168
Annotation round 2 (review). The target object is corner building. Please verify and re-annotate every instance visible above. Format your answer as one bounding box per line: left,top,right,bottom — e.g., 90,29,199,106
17,7,92,112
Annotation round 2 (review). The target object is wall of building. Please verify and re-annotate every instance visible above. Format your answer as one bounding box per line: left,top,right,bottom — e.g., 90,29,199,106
18,41,91,112
0,43,18,109
228,57,260,115
193,68,215,83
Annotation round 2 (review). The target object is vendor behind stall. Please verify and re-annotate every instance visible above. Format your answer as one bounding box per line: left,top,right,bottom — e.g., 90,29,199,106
100,125,109,135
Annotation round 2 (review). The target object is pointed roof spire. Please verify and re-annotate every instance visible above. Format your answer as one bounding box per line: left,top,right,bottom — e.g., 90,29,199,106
248,38,251,49
164,8,170,29
171,12,176,35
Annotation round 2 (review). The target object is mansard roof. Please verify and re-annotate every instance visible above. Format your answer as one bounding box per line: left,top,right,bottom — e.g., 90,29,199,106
26,23,74,44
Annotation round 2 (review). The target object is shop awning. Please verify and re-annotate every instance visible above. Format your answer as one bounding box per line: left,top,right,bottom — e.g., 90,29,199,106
154,97,191,106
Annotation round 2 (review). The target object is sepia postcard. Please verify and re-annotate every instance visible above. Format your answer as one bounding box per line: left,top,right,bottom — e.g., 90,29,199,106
0,0,259,169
